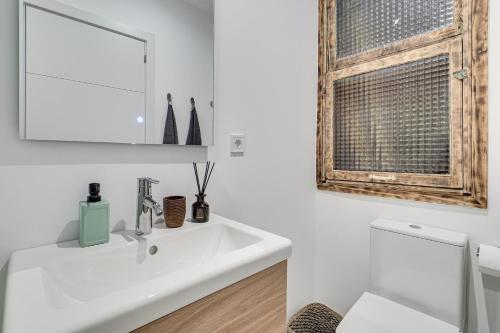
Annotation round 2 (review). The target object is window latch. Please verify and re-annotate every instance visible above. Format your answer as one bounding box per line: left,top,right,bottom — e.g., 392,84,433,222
453,68,469,80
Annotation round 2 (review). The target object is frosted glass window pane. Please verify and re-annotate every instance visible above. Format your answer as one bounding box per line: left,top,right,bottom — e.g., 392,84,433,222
336,0,455,58
333,55,450,174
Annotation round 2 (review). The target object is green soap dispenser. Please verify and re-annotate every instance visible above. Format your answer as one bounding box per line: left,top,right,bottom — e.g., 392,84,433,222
79,183,110,247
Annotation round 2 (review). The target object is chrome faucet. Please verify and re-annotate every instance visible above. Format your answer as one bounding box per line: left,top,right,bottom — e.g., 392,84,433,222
136,177,163,235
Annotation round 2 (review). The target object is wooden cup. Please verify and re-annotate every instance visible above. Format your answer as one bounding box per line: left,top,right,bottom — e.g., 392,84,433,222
163,196,186,228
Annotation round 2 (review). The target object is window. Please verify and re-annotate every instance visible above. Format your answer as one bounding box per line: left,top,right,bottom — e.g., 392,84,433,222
317,0,488,208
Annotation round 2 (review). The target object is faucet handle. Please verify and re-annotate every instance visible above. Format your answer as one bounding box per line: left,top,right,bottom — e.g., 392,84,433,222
138,177,160,187
149,178,160,185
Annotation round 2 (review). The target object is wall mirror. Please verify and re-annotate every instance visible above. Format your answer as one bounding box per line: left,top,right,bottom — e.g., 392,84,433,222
19,0,214,146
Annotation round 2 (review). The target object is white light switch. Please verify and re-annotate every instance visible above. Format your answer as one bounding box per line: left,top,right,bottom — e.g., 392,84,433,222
230,134,245,154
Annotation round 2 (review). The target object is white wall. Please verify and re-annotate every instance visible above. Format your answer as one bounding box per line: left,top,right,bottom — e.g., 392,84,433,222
57,0,215,145
3,0,496,331
0,0,318,328
210,0,318,316
0,0,206,328
315,3,500,333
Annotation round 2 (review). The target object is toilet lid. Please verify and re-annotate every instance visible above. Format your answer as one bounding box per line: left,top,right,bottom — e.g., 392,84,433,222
337,292,460,333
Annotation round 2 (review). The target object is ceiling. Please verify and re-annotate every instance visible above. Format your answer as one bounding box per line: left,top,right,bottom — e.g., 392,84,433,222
182,0,214,13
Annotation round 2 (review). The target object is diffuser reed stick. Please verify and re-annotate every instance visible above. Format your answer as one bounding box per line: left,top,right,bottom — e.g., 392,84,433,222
202,163,209,194
203,163,215,195
193,162,202,195
192,162,215,196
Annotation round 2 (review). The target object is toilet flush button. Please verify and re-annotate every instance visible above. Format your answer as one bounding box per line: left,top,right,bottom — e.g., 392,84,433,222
410,224,422,230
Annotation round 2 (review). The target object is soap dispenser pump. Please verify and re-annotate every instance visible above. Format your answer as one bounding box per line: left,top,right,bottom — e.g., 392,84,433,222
79,183,110,247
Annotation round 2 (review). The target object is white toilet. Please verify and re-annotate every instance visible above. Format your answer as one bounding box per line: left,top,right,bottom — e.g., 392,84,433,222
337,219,468,333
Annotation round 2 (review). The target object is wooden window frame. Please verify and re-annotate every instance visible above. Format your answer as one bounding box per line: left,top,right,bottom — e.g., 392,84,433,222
317,0,488,208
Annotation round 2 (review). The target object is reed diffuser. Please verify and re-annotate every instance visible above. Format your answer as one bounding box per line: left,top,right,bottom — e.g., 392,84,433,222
192,161,215,223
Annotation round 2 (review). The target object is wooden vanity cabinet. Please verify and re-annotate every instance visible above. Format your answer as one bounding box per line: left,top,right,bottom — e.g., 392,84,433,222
133,261,287,333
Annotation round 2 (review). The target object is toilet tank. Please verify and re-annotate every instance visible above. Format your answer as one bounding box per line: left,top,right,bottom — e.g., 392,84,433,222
369,219,467,330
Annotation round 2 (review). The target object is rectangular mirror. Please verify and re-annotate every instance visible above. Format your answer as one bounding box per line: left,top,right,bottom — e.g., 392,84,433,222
19,0,214,146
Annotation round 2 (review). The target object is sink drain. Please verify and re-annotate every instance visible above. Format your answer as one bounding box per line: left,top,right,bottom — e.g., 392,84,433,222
149,245,159,255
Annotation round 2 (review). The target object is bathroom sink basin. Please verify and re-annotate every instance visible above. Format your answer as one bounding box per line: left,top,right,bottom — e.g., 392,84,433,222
3,215,292,333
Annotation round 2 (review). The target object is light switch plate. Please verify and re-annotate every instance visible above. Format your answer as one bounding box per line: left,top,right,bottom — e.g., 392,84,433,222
230,134,245,154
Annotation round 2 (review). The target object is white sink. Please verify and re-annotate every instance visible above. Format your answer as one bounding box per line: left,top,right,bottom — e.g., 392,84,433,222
3,215,292,333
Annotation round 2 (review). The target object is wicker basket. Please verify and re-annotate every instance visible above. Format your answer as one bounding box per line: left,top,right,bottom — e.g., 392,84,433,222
163,196,186,228
287,303,343,333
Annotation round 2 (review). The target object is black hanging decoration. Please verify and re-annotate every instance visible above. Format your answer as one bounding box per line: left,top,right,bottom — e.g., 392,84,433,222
186,97,202,146
163,93,179,144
